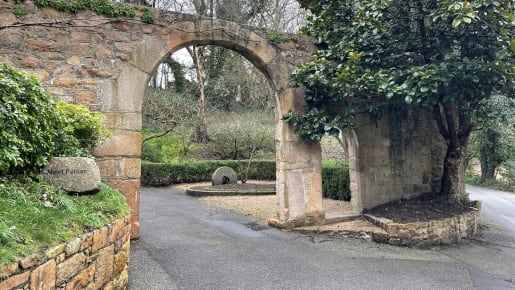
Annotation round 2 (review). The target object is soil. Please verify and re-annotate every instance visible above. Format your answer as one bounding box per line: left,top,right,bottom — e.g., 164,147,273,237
365,193,476,223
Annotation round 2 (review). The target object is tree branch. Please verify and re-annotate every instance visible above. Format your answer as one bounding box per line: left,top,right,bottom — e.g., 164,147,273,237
433,104,449,140
142,124,176,144
444,104,459,145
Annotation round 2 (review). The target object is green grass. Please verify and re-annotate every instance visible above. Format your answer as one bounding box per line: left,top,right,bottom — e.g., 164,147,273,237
0,179,130,273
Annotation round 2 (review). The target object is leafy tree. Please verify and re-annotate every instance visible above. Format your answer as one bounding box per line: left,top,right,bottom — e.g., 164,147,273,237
287,0,514,203
472,95,515,182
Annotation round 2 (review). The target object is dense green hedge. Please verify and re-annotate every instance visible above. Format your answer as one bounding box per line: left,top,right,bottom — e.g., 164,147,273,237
141,160,275,185
322,161,351,201
142,160,351,201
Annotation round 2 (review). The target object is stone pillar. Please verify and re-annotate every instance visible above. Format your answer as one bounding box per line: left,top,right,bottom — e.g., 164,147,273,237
275,88,325,227
94,129,142,239
94,64,147,239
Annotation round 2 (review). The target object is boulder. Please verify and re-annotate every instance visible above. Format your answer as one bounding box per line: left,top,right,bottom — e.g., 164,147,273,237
42,157,101,194
211,166,238,186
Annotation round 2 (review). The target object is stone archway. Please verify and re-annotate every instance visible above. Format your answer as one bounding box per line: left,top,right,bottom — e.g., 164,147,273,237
1,3,448,240
93,18,325,237
338,129,363,213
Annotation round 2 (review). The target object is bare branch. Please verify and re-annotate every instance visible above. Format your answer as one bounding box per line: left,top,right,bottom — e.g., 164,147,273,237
142,124,177,143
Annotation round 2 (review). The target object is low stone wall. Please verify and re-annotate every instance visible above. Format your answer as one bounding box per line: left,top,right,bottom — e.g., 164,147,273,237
0,216,130,290
366,205,481,247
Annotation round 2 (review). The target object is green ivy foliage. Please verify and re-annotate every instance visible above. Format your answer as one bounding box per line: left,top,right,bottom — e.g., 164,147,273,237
12,5,27,17
267,31,292,44
33,0,135,16
289,0,514,140
32,0,156,23
289,0,514,201
0,63,110,176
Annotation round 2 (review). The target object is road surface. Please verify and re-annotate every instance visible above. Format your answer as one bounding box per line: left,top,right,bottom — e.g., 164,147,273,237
467,184,515,236
128,186,515,290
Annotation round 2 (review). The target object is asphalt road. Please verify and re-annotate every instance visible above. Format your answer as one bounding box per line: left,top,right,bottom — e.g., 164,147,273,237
128,187,515,290
467,184,515,236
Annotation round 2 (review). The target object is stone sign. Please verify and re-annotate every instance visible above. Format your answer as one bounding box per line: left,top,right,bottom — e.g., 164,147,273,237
42,157,101,194
211,166,238,186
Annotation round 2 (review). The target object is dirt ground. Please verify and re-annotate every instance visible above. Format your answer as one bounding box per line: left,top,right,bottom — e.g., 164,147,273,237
365,193,476,223
172,182,475,224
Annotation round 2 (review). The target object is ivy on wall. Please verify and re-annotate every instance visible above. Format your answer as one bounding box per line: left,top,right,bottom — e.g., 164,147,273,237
13,0,155,23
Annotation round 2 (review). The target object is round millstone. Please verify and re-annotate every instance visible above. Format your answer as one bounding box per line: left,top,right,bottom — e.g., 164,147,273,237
211,166,238,186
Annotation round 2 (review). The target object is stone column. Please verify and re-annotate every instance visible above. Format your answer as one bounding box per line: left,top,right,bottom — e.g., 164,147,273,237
94,129,142,239
275,88,325,227
95,64,147,239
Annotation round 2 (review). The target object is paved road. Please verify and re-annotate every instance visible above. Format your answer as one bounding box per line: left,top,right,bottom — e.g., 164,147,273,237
467,184,515,236
128,187,515,290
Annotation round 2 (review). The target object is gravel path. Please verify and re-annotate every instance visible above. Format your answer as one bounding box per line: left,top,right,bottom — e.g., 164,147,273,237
170,181,353,224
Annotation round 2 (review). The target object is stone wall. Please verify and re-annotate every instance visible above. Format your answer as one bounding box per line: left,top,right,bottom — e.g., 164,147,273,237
349,107,447,212
0,216,130,290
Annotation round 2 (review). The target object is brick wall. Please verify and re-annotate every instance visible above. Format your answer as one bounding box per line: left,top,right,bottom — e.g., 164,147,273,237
0,216,131,290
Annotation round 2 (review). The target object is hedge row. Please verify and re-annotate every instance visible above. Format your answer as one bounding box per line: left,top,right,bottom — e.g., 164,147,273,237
141,160,351,201
322,161,351,201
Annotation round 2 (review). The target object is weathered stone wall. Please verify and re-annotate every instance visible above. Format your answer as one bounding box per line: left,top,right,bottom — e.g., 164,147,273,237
0,0,155,238
0,216,131,290
349,107,446,212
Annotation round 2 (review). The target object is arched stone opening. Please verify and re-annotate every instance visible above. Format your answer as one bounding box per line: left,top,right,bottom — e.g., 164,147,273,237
95,18,325,237
340,129,363,213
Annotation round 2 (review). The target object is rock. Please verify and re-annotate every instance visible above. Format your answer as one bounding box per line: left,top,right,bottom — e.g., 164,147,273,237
211,166,238,186
42,157,101,194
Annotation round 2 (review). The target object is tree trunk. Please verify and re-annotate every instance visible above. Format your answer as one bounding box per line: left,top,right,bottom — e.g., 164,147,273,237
439,143,468,204
479,128,497,183
433,104,473,204
189,46,209,143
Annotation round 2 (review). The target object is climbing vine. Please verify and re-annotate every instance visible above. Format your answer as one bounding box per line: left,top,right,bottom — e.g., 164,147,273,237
11,5,27,17
23,0,156,23
266,31,291,44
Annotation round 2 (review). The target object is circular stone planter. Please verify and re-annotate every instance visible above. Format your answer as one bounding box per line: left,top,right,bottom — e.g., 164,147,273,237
364,201,481,247
186,183,276,196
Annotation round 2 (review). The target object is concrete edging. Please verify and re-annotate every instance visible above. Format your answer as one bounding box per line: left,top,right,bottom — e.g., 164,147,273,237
0,215,131,290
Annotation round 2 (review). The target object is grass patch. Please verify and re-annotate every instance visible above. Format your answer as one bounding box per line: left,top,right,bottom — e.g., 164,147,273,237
0,179,130,273
465,173,515,192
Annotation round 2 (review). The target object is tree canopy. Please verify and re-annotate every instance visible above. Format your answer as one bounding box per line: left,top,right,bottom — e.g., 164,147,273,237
287,0,514,202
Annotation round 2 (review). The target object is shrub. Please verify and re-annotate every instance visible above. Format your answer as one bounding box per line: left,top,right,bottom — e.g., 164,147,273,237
57,101,111,155
0,63,67,175
141,160,275,186
0,62,110,176
322,161,351,201
142,130,192,163
206,112,275,160
141,160,351,200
